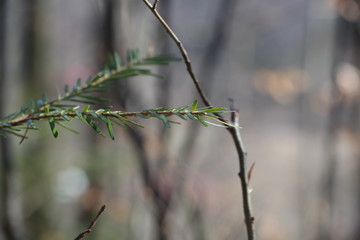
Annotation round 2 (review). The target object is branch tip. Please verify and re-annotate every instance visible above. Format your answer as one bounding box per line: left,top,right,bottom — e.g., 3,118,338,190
74,204,106,240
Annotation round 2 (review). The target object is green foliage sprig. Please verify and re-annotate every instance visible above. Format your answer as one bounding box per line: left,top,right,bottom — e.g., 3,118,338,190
0,101,232,140
0,50,232,140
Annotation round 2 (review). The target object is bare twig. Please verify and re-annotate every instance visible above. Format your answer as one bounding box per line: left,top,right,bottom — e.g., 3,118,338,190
142,0,212,107
142,1,256,239
152,0,160,10
74,205,106,240
230,109,255,240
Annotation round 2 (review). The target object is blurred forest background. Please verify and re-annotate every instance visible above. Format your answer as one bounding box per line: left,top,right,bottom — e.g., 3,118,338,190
0,0,359,239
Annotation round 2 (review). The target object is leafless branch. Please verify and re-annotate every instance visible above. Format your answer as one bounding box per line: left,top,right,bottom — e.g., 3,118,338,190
74,205,106,240
230,109,255,240
142,0,212,107
142,1,256,239
152,0,160,10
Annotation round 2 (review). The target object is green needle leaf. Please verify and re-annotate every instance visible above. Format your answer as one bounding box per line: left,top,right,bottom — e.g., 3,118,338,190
174,112,187,120
60,113,71,121
137,113,150,119
48,117,58,138
196,116,208,127
110,118,127,128
191,99,198,111
174,104,191,111
184,111,196,120
83,116,103,136
114,53,121,69
77,95,108,102
75,111,83,119
105,117,115,140
89,112,98,118
76,78,81,89
204,108,232,113
83,105,91,112
68,98,96,105
111,114,144,128
44,106,50,114
96,113,108,123
2,129,27,138
149,111,170,128
56,122,79,135
1,112,21,122
85,76,92,85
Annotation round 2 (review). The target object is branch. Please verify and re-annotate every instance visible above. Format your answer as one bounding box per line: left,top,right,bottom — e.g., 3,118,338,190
1,52,179,127
74,205,106,240
0,102,232,139
229,108,255,240
0,49,232,140
3,109,216,128
142,1,256,239
142,0,212,107
152,0,159,10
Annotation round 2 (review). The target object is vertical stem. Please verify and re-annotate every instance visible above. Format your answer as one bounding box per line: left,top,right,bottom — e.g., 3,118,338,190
142,0,212,107
230,111,255,240
317,15,358,240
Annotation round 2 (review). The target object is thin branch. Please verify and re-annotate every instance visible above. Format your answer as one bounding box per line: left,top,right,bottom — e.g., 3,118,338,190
2,109,214,128
74,205,106,240
142,0,212,107
142,1,256,239
230,109,255,240
152,0,159,10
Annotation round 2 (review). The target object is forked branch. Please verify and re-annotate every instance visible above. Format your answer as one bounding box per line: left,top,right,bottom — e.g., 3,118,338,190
152,0,160,10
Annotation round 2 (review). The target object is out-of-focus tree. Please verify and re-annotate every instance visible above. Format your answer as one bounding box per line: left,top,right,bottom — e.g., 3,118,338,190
318,1,360,239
